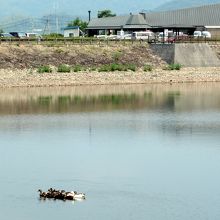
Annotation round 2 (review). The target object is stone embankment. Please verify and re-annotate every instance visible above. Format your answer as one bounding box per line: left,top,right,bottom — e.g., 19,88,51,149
0,43,220,87
0,67,220,88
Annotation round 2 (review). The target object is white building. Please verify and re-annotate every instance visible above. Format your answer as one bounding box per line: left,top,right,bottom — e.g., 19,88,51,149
63,26,80,37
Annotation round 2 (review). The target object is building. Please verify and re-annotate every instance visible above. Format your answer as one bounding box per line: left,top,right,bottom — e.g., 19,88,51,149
144,3,220,35
87,4,220,36
63,26,80,37
87,14,151,36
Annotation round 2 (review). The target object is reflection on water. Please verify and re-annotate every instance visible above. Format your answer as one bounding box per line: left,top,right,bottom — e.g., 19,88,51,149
1,83,220,114
1,83,220,220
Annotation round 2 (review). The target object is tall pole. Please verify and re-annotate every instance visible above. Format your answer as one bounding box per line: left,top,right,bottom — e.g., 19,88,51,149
88,10,91,21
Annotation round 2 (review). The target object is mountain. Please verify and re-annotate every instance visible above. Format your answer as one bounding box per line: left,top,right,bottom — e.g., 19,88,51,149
0,14,78,33
0,0,171,33
154,0,220,11
0,0,170,19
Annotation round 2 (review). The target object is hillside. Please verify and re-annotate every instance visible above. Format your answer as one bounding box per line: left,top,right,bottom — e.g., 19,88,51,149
154,0,220,11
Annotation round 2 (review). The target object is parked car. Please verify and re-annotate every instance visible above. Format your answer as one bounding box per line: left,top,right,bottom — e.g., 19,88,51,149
116,34,132,40
26,33,42,39
157,32,175,43
193,31,202,38
193,31,211,39
0,33,14,38
202,31,211,38
96,35,107,39
131,31,156,42
9,32,27,38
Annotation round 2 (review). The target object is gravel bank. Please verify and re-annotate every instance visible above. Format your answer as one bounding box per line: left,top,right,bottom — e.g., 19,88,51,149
0,67,220,88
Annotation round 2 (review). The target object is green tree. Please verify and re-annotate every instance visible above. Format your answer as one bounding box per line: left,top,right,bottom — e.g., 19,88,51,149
68,17,88,32
98,10,116,18
0,29,3,34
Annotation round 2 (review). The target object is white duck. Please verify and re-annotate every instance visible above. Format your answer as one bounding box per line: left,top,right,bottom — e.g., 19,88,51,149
74,192,86,200
66,191,86,200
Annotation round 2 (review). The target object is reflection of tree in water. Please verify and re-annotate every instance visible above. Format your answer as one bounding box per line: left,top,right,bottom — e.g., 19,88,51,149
0,91,185,115
162,91,181,111
0,92,159,115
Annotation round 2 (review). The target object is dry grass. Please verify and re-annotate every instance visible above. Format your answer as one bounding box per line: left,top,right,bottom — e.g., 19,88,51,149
0,44,166,69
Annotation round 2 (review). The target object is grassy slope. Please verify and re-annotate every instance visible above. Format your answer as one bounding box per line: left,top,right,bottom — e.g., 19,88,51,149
0,44,165,69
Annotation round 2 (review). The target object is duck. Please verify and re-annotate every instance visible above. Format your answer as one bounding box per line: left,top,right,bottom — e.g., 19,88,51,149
38,189,47,198
74,192,86,200
65,191,76,200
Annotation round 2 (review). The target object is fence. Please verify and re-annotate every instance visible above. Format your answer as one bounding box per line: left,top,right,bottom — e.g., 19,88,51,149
1,36,220,46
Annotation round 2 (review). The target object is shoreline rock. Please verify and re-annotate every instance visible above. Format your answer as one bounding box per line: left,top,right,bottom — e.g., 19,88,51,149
0,67,220,88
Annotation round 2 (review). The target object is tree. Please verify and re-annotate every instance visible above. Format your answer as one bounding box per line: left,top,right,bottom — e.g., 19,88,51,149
0,29,3,34
68,17,88,32
98,10,116,18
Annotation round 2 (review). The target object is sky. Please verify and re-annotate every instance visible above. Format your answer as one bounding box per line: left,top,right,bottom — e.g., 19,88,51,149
0,0,170,19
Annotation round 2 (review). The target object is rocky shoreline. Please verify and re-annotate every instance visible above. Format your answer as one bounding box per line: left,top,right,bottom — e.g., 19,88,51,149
0,67,220,88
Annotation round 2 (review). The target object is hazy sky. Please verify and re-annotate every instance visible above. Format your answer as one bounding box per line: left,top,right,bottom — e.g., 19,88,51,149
0,0,170,18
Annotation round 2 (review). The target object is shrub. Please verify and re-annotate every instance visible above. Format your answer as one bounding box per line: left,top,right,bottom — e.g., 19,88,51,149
73,65,82,72
166,63,182,70
90,66,97,71
144,64,153,72
112,51,122,63
109,63,126,71
57,64,71,73
98,65,110,72
127,64,136,72
37,65,52,73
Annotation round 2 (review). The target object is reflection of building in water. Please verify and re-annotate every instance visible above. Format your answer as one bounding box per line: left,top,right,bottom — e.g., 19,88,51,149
0,83,220,115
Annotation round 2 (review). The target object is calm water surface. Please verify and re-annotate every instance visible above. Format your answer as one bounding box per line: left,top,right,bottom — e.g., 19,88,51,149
0,84,220,220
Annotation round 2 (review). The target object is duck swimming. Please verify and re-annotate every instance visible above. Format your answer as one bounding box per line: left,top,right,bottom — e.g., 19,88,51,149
38,189,86,201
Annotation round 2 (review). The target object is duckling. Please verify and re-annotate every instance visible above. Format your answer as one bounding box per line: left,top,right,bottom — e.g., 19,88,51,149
38,189,47,198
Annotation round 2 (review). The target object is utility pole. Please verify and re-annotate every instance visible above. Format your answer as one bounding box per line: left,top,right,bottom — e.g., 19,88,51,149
54,1,59,34
43,17,50,35
88,10,91,21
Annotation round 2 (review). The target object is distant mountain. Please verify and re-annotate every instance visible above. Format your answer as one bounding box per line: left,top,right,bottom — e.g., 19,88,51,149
0,0,171,33
0,14,78,34
154,0,220,11
0,0,172,20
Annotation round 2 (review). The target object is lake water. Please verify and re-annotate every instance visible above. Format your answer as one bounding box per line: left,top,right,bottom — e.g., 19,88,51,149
0,83,220,220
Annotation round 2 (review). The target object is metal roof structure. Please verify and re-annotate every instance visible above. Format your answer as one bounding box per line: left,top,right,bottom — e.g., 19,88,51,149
144,3,220,27
87,3,220,30
62,26,79,30
87,14,151,30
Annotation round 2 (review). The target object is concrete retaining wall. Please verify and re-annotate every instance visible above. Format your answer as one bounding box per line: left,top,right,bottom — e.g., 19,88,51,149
150,43,220,67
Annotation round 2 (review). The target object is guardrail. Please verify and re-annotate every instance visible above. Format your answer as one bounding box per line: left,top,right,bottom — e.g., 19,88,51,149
0,36,220,46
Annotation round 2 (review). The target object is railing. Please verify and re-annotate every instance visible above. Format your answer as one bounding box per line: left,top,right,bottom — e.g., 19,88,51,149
0,35,220,46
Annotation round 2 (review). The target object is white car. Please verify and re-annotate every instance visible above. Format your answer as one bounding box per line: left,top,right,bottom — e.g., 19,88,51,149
193,31,202,38
193,31,211,39
117,34,132,40
202,31,211,38
132,31,155,41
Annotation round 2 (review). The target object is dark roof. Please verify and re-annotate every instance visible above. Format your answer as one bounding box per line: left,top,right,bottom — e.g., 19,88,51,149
62,26,79,30
87,14,151,30
145,3,220,27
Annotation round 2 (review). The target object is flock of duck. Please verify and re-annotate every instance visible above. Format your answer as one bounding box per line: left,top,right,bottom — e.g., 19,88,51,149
38,188,86,201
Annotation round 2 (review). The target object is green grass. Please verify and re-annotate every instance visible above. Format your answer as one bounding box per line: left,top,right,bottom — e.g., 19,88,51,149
73,65,82,72
143,64,153,72
90,66,97,71
37,65,52,73
98,63,137,72
165,63,182,70
57,64,71,73
127,64,136,72
98,65,110,72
